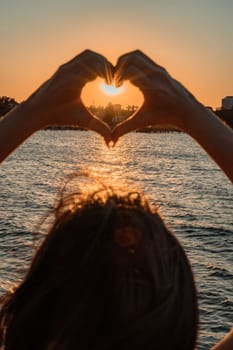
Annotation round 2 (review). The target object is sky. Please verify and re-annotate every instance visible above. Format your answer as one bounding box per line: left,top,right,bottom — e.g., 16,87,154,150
1,0,233,108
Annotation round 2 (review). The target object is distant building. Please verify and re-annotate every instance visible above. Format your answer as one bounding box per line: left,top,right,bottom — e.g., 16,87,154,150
113,104,122,114
112,115,126,124
222,96,233,110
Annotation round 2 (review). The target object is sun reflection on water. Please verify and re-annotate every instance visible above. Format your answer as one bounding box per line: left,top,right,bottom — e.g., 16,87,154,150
83,133,138,192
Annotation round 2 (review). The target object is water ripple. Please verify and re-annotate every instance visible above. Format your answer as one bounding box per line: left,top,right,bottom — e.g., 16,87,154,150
0,130,232,350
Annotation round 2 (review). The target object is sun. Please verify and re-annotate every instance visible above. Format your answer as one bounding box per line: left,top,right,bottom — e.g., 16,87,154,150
100,82,125,96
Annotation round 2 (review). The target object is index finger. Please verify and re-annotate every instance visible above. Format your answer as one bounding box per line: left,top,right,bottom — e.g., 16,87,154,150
68,50,114,84
115,50,167,85
116,50,158,68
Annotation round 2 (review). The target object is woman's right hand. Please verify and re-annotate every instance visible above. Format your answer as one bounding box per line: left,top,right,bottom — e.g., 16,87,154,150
0,50,113,163
23,50,113,142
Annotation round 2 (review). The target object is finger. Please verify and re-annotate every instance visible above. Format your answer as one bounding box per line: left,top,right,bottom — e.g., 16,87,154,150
115,51,153,84
115,50,166,85
116,50,165,73
116,50,154,70
115,65,152,94
56,51,114,90
69,50,114,85
76,103,112,142
87,115,112,143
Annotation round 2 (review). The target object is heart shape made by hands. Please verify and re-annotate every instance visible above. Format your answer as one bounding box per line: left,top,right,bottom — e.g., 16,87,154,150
81,77,144,129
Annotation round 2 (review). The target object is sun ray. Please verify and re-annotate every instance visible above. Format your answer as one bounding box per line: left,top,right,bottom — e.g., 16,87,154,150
104,61,113,85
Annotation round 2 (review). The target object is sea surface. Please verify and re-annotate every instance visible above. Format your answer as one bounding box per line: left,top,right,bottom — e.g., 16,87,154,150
0,130,232,349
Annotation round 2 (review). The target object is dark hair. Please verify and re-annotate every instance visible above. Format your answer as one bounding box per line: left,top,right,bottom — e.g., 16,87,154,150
0,187,198,350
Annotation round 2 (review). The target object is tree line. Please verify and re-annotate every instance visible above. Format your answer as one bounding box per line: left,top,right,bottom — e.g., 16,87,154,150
0,96,18,117
0,96,233,130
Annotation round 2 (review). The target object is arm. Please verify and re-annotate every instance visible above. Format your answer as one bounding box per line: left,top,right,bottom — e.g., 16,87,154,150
0,50,112,163
112,50,233,183
0,103,43,163
180,103,233,183
211,328,233,350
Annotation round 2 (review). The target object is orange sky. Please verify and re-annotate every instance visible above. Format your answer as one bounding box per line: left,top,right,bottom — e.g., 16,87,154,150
81,79,144,108
1,1,233,109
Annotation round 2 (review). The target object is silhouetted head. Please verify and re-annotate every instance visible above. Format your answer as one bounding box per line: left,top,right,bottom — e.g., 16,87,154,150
0,186,198,350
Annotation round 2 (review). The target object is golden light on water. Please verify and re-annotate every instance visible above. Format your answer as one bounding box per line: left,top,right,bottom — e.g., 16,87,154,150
99,82,125,96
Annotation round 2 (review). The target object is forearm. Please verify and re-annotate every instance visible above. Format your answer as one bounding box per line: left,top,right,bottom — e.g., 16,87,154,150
0,102,44,163
211,328,233,350
181,104,233,183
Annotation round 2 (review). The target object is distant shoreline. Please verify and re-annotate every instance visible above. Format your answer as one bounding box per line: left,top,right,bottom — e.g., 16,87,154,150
0,102,233,131
44,126,181,133
44,108,233,131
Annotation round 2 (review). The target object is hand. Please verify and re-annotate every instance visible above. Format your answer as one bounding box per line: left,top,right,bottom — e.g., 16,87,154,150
111,50,233,183
24,50,113,143
112,50,204,143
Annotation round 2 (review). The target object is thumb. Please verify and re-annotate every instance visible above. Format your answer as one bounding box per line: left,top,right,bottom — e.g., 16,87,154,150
68,103,112,144
87,115,112,144
112,105,151,144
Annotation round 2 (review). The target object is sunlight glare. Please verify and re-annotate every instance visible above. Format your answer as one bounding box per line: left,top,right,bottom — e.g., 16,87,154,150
100,82,125,96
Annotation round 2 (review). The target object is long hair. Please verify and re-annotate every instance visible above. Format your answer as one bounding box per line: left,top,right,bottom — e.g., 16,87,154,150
0,186,198,350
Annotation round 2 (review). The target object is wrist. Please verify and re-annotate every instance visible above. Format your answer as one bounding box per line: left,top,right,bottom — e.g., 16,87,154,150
178,101,214,135
0,101,45,163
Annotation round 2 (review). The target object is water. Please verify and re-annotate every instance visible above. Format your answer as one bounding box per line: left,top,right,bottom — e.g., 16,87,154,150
0,130,232,349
